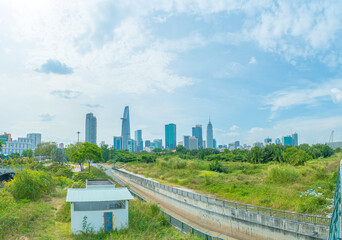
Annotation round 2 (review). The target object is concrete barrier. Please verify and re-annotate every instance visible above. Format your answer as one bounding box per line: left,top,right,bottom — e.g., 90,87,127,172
114,169,329,240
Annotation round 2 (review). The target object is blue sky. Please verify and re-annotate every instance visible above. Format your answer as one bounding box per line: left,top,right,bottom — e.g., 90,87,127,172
1,0,342,146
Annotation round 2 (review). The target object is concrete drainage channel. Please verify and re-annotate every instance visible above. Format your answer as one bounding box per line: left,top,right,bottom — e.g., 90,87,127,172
98,165,224,240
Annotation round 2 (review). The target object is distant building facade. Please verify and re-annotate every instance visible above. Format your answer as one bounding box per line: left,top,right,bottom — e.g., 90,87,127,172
135,130,143,152
213,139,217,149
183,136,190,149
151,139,162,149
206,120,213,148
192,125,203,149
165,123,176,150
264,137,272,145
145,140,151,148
282,136,293,146
85,113,97,145
1,133,41,156
127,139,136,153
292,133,298,146
114,136,123,150
189,136,198,150
121,106,130,150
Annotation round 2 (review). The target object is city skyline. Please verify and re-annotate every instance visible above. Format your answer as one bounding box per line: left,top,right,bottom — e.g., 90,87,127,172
1,1,342,145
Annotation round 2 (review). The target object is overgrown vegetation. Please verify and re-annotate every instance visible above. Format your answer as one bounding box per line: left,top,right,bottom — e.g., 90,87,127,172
121,151,342,216
0,159,197,239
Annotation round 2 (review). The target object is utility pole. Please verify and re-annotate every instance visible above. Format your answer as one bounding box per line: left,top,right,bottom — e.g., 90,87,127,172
77,131,80,143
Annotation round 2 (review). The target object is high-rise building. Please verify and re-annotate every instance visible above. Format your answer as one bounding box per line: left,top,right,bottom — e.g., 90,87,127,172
206,120,213,148
121,106,130,150
127,139,136,152
203,140,206,149
282,136,292,146
253,142,264,148
85,113,97,144
152,139,162,149
264,137,272,145
292,133,298,146
234,141,240,149
135,130,143,152
114,136,123,150
213,139,217,149
275,138,281,144
189,136,198,150
184,136,190,149
145,140,151,148
165,123,176,150
192,125,203,149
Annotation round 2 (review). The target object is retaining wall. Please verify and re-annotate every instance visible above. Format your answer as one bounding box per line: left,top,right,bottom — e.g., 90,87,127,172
114,168,329,240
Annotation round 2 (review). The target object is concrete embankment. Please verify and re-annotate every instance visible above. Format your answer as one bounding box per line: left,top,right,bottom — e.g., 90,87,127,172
112,168,329,240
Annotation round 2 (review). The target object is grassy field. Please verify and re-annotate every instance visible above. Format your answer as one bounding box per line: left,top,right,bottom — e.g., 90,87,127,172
0,163,198,240
118,152,342,216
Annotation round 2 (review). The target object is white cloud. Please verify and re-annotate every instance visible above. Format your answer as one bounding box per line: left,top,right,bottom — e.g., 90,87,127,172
331,88,342,103
264,80,342,111
249,1,342,61
249,56,257,64
249,127,263,134
229,125,240,131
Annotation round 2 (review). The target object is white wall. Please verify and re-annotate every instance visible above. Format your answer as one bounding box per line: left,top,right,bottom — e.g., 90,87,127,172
70,201,129,234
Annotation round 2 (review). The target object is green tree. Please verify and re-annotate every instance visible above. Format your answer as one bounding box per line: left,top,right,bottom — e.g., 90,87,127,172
22,149,34,158
101,144,110,162
68,142,103,172
0,141,3,152
282,147,312,166
34,142,58,159
51,147,66,165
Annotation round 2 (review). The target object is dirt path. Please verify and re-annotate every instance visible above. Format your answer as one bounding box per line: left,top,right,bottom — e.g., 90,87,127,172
112,170,239,240
51,197,64,240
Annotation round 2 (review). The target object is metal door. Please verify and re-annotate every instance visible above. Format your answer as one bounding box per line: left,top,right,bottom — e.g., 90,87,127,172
104,212,113,232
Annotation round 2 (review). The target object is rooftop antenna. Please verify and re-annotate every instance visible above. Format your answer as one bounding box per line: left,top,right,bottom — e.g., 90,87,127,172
77,131,80,143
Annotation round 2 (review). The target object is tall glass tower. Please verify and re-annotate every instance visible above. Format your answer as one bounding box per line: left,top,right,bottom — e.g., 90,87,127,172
135,130,143,152
206,119,213,149
165,123,176,150
192,125,203,149
121,106,130,150
85,113,97,144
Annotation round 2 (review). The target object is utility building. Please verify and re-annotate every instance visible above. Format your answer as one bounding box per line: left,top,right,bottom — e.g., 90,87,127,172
66,179,133,234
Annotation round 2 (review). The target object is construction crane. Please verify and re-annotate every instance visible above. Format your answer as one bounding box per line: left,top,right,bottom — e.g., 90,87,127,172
329,130,334,143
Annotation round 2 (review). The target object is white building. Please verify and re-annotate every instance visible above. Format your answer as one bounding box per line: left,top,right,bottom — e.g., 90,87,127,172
66,179,133,234
0,133,41,155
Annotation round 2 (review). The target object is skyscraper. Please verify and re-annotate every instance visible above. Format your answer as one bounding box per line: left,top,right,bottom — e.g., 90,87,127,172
165,123,176,150
213,139,217,149
184,136,190,149
121,106,130,150
192,125,203,149
282,136,292,146
135,130,143,152
114,136,123,150
145,140,151,148
206,119,213,148
85,113,97,144
292,132,298,146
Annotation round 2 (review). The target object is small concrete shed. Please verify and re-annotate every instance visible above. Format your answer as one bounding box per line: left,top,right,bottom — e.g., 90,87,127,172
66,179,133,233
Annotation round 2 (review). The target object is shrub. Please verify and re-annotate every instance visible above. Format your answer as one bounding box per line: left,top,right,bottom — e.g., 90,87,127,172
6,170,55,200
265,166,300,184
209,160,227,173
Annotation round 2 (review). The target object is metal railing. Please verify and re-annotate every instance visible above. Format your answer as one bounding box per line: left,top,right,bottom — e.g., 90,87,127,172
328,162,342,240
129,186,224,240
114,168,331,226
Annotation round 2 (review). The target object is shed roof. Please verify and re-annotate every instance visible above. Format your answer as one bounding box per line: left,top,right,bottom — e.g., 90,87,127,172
66,187,134,202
